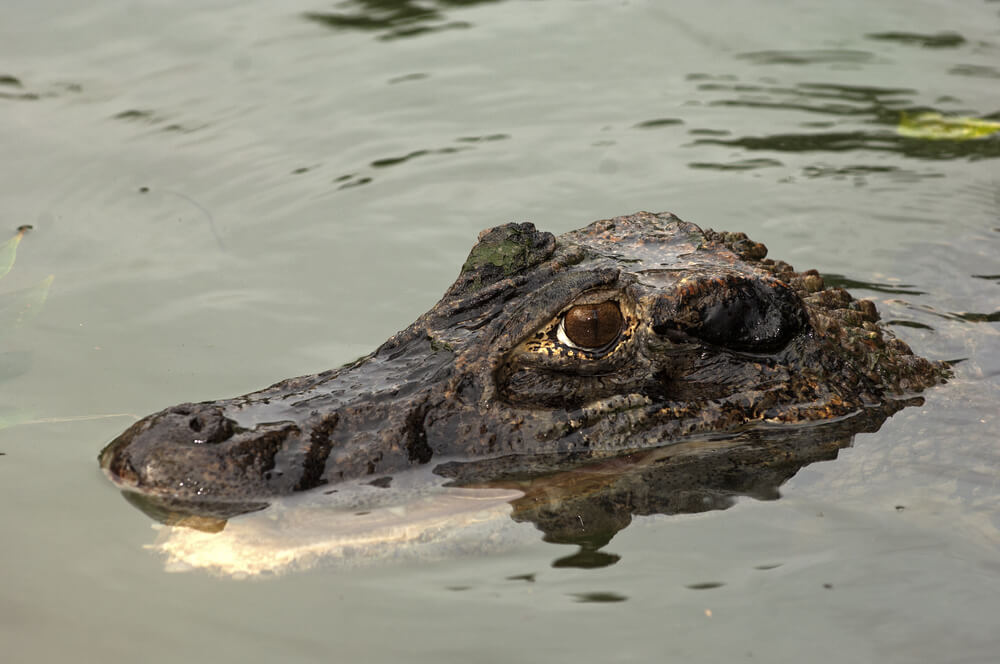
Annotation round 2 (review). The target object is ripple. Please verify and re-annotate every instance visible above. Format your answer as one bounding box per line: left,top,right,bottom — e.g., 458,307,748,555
302,0,502,41
822,274,927,295
801,163,942,182
570,592,628,603
633,118,684,129
455,133,510,143
867,31,967,49
688,128,731,136
387,72,429,85
885,320,934,330
686,76,1000,165
334,174,372,190
891,300,1000,326
113,109,159,122
736,49,881,66
687,158,783,171
370,146,468,169
702,81,913,118
693,126,1000,161
685,582,725,590
0,74,38,101
949,64,1000,79
952,311,1000,323
112,109,202,134
331,134,509,190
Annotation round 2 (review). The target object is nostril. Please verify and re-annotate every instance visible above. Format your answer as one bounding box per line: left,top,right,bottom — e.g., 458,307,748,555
177,406,234,444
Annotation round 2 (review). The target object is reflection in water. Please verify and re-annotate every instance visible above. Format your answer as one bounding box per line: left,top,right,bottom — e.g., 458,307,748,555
119,403,912,575
453,406,899,569
551,540,620,570
122,490,267,533
952,311,1000,323
303,0,504,40
694,124,1000,161
139,484,526,576
883,298,1000,329
821,274,926,296
684,75,1000,172
673,73,993,175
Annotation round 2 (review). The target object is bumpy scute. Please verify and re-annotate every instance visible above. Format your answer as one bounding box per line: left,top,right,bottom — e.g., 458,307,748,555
449,223,556,296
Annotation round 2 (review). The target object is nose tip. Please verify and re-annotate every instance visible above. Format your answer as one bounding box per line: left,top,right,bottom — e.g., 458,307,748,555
167,403,234,444
99,401,253,497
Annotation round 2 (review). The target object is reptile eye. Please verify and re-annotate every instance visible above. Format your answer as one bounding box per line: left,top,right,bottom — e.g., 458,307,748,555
557,301,623,350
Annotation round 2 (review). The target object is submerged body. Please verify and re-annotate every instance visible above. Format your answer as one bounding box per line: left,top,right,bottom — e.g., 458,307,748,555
100,212,946,515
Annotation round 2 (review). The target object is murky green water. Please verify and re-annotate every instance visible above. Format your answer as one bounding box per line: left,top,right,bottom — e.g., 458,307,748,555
2,1,999,662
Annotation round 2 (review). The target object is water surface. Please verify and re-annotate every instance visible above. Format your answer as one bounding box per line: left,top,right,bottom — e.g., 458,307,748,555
2,1,998,662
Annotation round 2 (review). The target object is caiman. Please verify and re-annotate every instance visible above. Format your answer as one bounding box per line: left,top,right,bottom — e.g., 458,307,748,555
99,211,948,530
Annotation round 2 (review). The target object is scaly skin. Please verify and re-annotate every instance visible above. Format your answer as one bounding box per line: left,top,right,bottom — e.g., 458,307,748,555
99,212,948,513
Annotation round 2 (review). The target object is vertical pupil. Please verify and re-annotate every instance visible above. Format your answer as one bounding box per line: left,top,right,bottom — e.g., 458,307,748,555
564,301,622,348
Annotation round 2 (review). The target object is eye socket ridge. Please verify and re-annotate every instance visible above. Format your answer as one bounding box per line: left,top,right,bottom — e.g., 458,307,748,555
556,300,624,352
652,278,806,352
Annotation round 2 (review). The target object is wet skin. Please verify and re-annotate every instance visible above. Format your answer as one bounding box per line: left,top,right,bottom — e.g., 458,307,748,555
99,212,947,512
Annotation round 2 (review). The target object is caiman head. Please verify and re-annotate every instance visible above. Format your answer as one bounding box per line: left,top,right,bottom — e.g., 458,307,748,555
100,211,947,513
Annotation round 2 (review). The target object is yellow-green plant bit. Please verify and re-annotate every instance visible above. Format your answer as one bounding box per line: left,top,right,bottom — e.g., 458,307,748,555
0,225,31,281
898,111,1000,140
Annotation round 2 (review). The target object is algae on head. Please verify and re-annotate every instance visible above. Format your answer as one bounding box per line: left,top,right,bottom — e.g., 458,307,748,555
461,225,541,276
449,222,556,295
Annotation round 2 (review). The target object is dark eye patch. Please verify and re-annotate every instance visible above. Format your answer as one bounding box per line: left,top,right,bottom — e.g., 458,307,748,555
654,278,807,352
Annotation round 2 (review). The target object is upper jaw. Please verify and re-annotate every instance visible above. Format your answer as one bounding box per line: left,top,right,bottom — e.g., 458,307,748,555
98,403,301,500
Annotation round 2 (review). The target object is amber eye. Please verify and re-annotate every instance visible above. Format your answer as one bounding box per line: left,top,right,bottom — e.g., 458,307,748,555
558,301,623,350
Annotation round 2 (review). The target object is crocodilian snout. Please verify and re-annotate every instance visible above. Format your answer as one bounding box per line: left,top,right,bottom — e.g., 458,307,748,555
99,402,296,505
